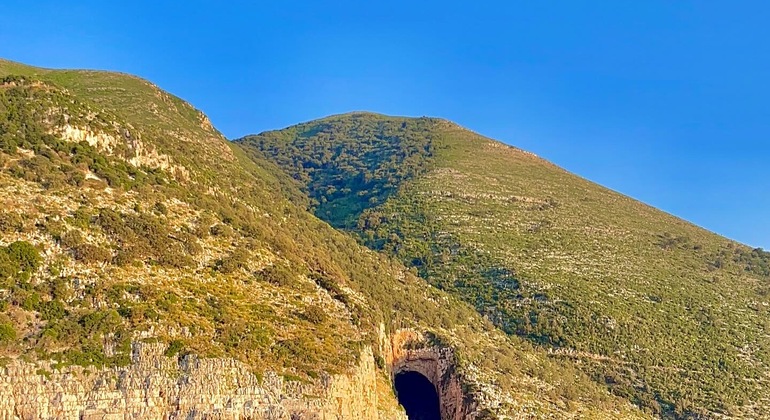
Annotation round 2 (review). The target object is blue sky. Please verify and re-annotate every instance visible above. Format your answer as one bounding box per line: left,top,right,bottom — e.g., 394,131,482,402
1,1,768,249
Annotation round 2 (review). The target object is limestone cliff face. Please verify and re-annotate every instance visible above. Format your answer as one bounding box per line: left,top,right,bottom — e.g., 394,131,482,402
0,330,480,420
0,342,404,420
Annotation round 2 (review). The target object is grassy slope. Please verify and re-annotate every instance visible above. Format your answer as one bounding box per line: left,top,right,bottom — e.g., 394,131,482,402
0,60,644,417
239,113,770,418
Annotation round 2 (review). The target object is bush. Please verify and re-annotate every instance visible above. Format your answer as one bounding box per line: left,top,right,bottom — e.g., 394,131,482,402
0,252,17,285
273,337,316,364
60,229,84,249
157,250,194,269
0,322,16,342
216,248,250,274
311,272,343,296
0,242,41,283
0,211,24,233
5,241,41,273
98,209,193,268
164,339,185,357
37,299,67,321
18,290,41,311
71,206,93,229
39,217,66,241
310,271,350,305
153,201,168,216
73,244,112,264
193,214,215,238
210,223,233,237
79,310,122,335
60,345,107,367
114,246,142,267
46,277,70,300
181,232,203,256
256,264,296,287
303,305,327,324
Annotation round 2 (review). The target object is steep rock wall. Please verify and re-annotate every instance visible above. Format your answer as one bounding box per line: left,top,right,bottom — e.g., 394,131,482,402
0,341,403,420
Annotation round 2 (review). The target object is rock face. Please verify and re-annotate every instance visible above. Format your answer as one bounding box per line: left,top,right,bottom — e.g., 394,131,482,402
382,329,477,420
0,330,480,420
0,342,401,420
57,124,120,153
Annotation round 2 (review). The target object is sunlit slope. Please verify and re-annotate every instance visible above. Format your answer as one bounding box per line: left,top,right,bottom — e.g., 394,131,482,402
0,60,646,418
240,112,770,417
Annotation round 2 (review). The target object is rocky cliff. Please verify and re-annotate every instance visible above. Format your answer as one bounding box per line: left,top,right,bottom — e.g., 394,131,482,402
0,342,405,420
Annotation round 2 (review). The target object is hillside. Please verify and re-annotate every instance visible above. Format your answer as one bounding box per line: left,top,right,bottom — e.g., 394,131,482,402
239,112,770,418
0,60,647,418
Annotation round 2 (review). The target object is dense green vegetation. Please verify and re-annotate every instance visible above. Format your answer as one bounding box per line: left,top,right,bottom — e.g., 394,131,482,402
0,240,41,289
240,113,437,228
241,113,770,418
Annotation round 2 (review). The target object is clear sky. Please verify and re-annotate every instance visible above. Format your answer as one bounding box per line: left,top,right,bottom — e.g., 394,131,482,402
1,1,768,249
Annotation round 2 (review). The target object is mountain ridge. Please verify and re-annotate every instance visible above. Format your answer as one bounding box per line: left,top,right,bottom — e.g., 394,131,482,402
0,58,647,418
239,112,770,417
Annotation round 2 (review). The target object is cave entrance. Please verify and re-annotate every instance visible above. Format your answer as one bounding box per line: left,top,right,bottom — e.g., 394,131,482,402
394,371,441,420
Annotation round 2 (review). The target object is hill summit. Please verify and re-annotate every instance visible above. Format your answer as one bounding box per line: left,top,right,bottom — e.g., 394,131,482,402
238,111,770,418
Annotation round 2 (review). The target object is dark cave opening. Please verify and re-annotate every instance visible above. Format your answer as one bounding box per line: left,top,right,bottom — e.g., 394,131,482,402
394,371,441,420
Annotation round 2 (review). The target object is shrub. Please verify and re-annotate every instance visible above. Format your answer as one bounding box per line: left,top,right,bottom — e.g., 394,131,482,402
3,241,41,277
7,241,41,271
18,290,41,311
164,339,185,357
0,322,15,342
46,277,70,300
181,232,203,256
310,271,350,305
40,217,66,241
71,206,93,229
210,223,233,237
303,305,327,324
273,337,316,364
60,229,84,249
216,248,250,274
73,244,112,264
96,208,130,237
98,210,194,268
79,310,122,335
157,249,194,269
311,272,343,296
0,211,24,233
193,214,215,238
37,300,67,321
155,292,179,311
153,201,168,216
60,345,107,367
0,252,18,285
256,264,297,287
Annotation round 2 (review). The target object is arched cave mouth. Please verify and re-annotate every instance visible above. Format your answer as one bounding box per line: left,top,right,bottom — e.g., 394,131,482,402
394,371,441,420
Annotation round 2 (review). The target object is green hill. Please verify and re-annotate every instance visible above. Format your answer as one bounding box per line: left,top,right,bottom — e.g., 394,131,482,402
238,112,770,418
0,60,646,417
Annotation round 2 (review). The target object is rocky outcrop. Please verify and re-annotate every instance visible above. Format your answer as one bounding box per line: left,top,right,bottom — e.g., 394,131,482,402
382,329,477,420
52,123,188,180
57,124,120,153
0,342,403,420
